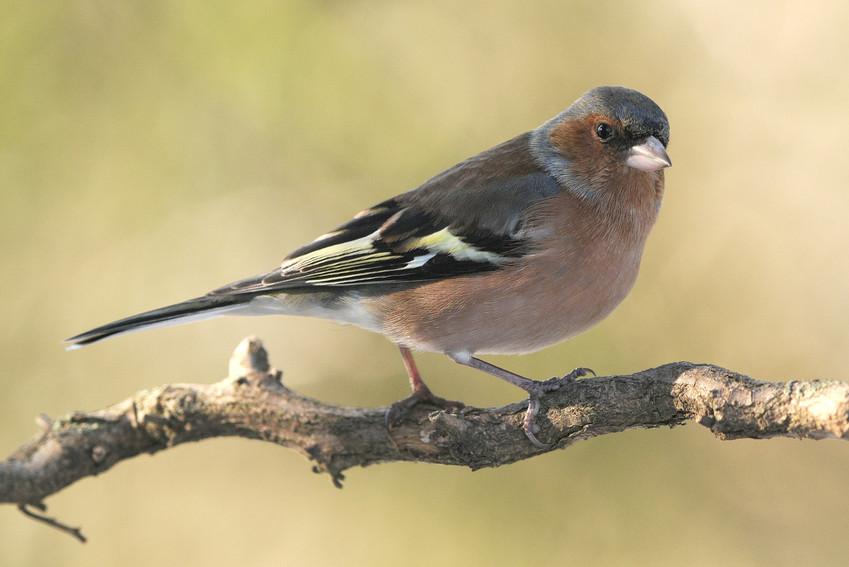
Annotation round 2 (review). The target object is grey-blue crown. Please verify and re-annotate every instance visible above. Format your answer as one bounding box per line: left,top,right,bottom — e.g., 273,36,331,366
571,86,670,146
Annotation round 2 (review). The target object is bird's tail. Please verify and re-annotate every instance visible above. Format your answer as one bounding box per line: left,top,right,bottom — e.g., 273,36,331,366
65,295,250,349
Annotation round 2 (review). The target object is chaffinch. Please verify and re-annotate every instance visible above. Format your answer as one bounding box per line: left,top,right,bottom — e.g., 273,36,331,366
68,86,671,447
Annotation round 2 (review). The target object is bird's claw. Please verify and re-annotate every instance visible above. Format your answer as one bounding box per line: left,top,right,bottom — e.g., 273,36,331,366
522,395,548,448
520,367,596,448
385,387,465,429
538,367,595,392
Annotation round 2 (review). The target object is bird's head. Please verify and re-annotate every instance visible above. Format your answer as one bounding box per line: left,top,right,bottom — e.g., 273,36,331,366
531,86,671,198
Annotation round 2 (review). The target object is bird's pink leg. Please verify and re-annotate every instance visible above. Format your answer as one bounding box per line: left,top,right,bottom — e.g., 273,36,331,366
385,346,465,428
399,346,428,394
449,354,594,448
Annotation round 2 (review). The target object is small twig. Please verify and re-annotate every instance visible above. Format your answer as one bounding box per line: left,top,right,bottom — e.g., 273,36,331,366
131,400,140,430
18,502,87,544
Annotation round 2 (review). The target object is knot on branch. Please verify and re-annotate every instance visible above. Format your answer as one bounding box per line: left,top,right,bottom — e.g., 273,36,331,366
227,336,286,392
228,336,269,379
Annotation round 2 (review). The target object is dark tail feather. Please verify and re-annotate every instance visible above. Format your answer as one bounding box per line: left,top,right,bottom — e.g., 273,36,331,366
65,295,248,348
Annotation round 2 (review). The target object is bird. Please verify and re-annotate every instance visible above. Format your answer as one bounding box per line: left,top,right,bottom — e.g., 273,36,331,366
67,86,671,447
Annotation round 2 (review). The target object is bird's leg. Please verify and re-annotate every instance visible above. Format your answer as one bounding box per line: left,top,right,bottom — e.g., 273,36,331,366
385,347,465,428
400,345,429,394
448,353,594,448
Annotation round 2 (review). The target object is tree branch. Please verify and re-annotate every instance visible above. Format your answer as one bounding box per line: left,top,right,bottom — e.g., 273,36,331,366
3,336,848,541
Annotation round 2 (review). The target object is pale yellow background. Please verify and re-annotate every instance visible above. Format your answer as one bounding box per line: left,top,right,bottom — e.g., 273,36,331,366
2,2,849,566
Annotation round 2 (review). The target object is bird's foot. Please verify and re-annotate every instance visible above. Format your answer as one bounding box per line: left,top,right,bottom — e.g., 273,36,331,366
385,386,465,429
521,367,595,448
538,367,595,392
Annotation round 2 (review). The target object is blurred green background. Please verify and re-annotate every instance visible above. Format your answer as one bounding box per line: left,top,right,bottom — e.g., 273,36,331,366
2,1,849,565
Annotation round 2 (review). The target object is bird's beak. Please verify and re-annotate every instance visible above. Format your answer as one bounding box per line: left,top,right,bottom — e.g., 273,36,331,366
626,135,671,171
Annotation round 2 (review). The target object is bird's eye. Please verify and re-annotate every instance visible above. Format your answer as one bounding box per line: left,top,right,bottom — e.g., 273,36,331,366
595,122,614,141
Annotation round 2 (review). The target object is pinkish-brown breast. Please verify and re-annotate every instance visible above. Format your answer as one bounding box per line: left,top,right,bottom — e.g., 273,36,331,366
367,175,663,355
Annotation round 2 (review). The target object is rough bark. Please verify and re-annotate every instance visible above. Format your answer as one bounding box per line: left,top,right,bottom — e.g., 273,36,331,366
2,337,848,541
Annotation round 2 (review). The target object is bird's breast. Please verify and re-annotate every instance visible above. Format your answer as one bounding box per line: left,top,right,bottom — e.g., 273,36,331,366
370,236,645,355
367,184,660,355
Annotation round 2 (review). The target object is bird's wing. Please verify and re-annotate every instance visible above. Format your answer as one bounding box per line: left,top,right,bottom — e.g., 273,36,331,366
209,197,526,295
210,133,560,296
